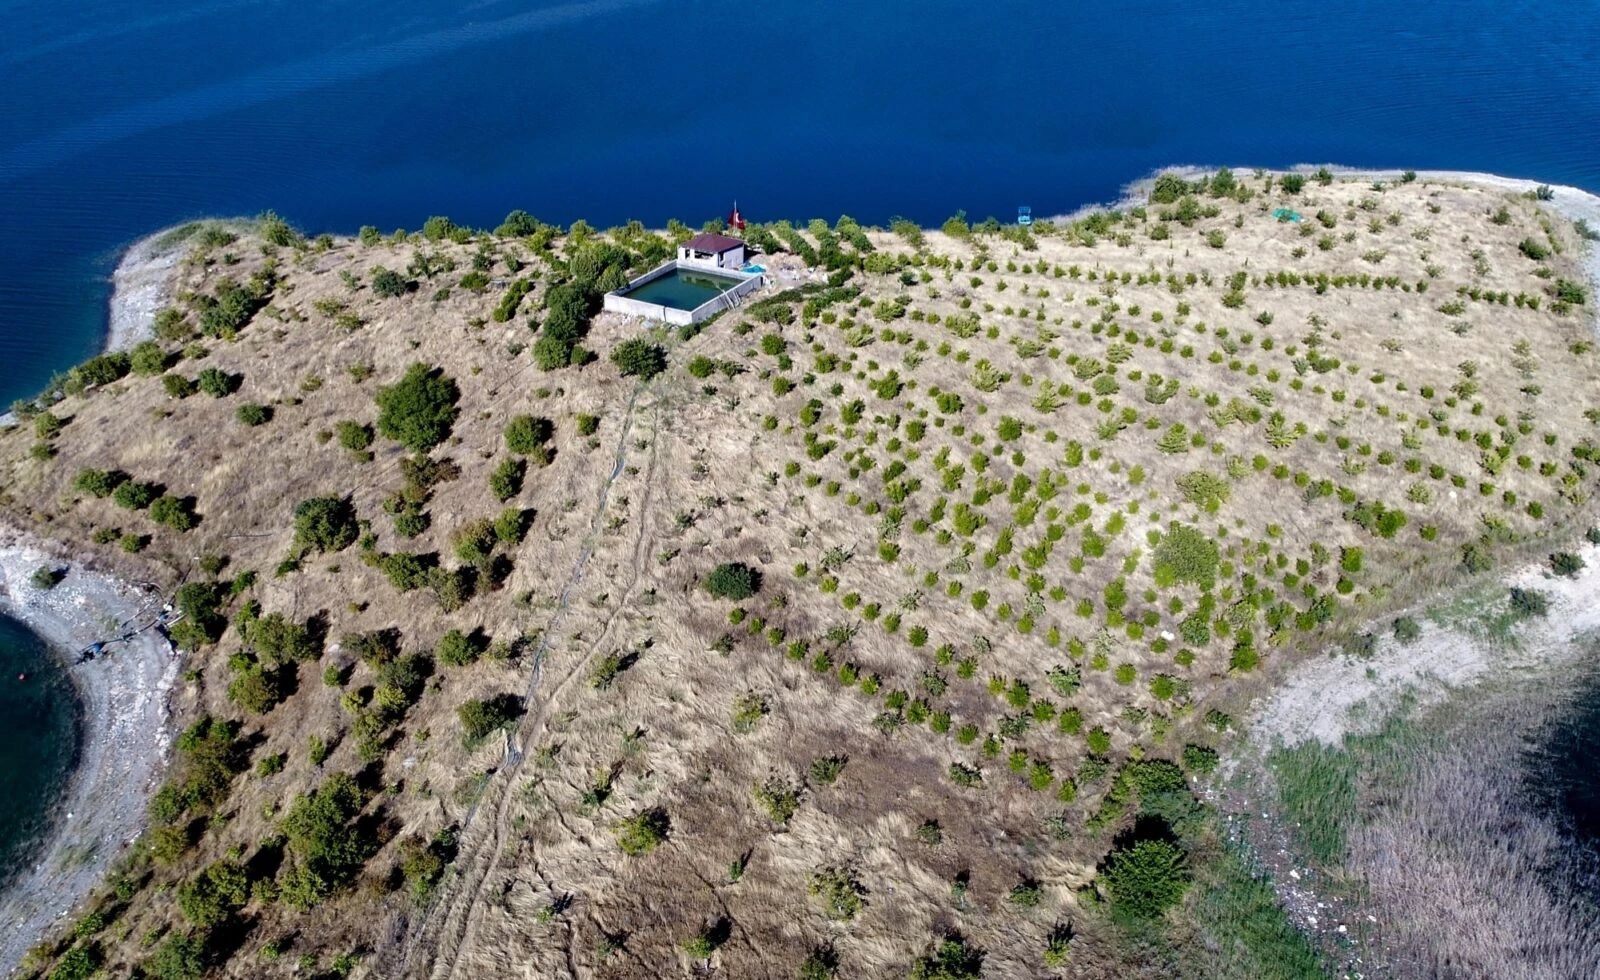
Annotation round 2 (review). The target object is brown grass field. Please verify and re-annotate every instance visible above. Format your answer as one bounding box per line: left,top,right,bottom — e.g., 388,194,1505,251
4,170,1598,979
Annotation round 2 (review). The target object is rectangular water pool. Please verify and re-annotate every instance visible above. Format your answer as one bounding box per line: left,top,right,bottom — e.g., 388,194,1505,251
620,267,748,311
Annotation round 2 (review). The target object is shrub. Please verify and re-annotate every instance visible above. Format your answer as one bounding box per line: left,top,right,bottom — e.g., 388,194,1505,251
277,772,375,910
113,480,158,510
1280,173,1306,194
614,808,670,855
1152,524,1219,588
437,629,479,667
489,457,525,502
704,561,760,600
458,693,523,745
336,420,374,458
162,373,196,399
375,363,459,452
910,934,984,980
293,496,358,553
31,566,61,590
130,340,168,375
177,860,248,927
1182,744,1219,774
611,338,668,380
809,867,865,920
196,368,235,397
143,933,206,980
503,414,554,455
150,495,198,530
1392,615,1422,644
1102,837,1190,921
1509,587,1550,619
370,267,412,298
1551,551,1585,578
236,402,271,426
73,467,125,498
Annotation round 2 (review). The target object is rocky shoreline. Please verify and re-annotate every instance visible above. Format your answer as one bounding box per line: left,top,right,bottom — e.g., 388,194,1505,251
0,226,188,974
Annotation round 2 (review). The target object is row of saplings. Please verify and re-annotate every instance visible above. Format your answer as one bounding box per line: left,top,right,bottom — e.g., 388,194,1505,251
584,561,1205,976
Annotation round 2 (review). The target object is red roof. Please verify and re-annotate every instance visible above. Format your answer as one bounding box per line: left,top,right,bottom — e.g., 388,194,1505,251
682,233,745,254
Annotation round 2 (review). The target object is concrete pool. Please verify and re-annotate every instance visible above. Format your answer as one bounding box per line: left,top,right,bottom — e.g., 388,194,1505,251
602,260,764,325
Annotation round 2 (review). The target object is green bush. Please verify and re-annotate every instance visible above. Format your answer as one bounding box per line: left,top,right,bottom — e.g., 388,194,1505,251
73,467,126,498
278,771,375,910
704,561,760,600
503,414,554,455
196,367,236,397
337,420,374,458
610,338,668,380
909,934,984,980
489,457,525,502
1393,615,1422,644
236,402,271,426
458,693,523,745
614,808,670,855
162,373,196,399
370,267,412,298
437,628,479,667
129,340,169,376
293,496,358,553
1509,587,1550,619
1551,551,1585,578
143,932,206,980
112,480,158,510
375,363,459,452
1102,836,1191,921
1152,524,1219,588
808,867,865,920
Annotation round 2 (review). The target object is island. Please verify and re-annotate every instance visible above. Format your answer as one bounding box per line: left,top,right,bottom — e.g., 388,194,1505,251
3,167,1599,980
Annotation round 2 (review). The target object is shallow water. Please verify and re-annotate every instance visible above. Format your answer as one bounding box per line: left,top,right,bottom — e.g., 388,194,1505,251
0,615,81,890
1,0,1599,409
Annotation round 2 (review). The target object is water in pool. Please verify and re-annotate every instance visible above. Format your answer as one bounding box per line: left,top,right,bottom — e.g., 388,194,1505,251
621,268,748,312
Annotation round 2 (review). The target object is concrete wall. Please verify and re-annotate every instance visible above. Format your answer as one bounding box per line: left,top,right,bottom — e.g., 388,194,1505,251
677,245,746,270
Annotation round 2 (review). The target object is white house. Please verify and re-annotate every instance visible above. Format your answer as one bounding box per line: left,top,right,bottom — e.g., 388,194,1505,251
678,233,748,271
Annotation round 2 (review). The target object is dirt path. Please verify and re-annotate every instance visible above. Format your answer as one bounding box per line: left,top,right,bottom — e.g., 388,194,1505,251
394,381,664,980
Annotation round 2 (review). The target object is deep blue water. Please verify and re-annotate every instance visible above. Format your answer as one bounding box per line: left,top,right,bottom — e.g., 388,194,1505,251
2,0,1599,408
0,615,80,890
1,0,1600,886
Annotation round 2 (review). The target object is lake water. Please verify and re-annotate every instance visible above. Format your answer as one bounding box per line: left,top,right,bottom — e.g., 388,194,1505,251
1,0,1600,889
0,615,81,891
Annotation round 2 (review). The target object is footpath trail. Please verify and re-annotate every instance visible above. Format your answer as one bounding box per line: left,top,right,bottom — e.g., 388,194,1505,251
392,378,664,980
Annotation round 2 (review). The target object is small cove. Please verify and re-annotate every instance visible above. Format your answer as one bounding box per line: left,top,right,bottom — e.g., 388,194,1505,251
0,614,81,893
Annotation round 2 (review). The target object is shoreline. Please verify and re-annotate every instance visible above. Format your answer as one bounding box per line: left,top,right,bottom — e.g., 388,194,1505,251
0,526,178,975
104,227,188,355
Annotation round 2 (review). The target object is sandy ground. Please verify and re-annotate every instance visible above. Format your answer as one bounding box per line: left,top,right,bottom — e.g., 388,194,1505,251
105,229,184,353
0,525,178,974
1247,542,1600,750
0,229,184,975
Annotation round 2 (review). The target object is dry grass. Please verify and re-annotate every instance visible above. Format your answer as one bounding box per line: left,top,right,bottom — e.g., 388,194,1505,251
4,171,1598,979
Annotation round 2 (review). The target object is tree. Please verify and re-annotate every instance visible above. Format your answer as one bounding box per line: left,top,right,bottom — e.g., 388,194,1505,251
704,562,760,600
112,480,159,510
177,860,248,927
294,496,358,554
143,932,206,980
610,339,667,380
278,772,373,910
1102,837,1190,921
375,363,459,452
458,693,523,745
910,934,984,979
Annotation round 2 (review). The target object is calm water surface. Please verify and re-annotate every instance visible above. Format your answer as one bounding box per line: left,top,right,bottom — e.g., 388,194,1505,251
0,615,80,889
1,0,1599,882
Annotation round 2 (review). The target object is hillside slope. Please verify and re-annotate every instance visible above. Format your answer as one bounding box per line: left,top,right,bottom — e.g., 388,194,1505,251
5,171,1598,979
